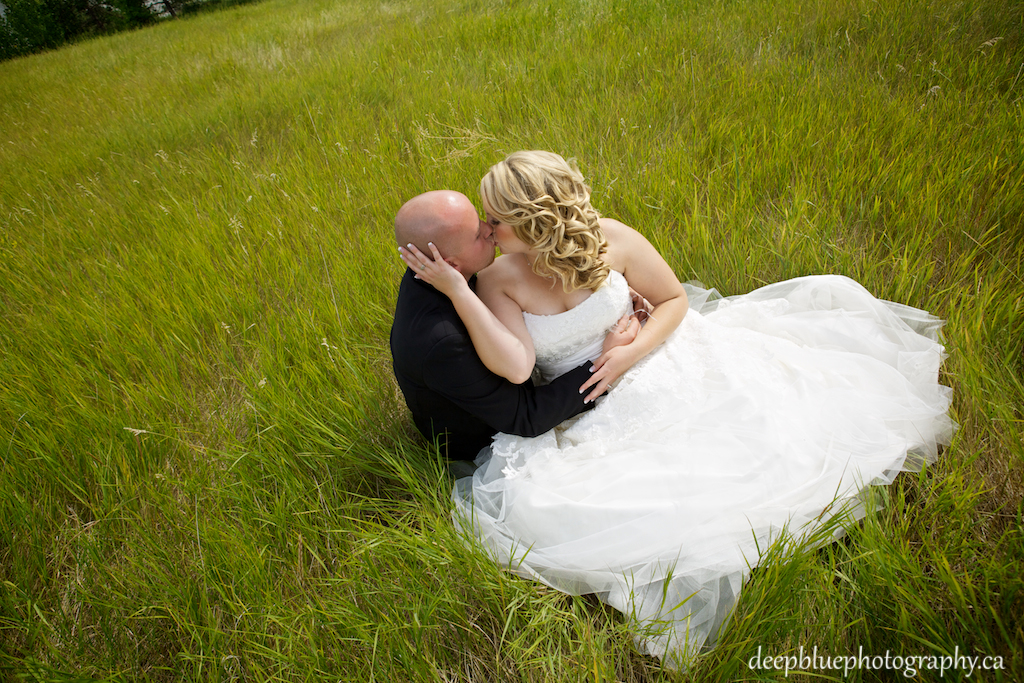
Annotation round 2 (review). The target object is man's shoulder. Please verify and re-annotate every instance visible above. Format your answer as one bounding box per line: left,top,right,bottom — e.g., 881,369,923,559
392,282,470,360
421,317,470,355
393,307,483,389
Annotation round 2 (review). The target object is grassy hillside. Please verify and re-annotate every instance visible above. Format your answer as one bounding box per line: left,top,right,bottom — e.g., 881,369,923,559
1,0,1021,679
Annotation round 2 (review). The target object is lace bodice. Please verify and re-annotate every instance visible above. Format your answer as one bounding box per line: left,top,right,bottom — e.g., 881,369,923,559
523,270,632,382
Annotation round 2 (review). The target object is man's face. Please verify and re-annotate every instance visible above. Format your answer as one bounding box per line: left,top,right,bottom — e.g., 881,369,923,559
447,201,496,276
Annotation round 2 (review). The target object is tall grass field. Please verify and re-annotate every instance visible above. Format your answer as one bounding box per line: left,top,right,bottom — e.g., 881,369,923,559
1,0,1022,679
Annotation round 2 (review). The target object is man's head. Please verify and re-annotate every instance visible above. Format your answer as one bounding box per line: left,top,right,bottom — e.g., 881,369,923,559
395,191,495,279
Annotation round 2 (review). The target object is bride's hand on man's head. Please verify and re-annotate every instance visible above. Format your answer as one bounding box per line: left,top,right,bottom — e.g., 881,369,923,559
399,242,467,298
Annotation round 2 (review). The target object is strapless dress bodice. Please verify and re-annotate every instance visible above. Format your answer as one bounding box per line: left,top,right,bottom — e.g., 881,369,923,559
522,270,631,382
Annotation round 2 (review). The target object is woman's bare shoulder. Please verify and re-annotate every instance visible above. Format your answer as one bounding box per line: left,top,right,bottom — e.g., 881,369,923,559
598,217,640,270
599,216,640,240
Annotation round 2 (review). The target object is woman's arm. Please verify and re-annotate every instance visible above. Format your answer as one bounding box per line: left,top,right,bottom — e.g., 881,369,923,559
579,219,688,401
399,243,536,384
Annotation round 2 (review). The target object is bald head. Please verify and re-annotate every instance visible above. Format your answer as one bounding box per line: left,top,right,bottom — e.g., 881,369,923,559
395,190,495,277
395,191,469,252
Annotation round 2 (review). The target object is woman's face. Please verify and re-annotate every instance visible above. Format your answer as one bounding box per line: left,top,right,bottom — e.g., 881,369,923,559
482,199,529,255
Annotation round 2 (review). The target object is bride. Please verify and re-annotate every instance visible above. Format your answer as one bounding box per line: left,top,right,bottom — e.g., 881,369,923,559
398,150,954,666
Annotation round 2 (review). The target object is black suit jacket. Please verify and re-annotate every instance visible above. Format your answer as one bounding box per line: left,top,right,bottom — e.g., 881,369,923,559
390,268,596,460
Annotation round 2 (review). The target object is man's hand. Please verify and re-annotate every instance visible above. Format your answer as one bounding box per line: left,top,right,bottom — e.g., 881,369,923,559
629,286,654,325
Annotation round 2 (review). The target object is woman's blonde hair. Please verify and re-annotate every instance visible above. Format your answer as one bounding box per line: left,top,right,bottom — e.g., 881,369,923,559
480,151,609,292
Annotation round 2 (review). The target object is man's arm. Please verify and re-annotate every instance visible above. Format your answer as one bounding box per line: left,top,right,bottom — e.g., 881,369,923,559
400,243,536,383
424,329,595,437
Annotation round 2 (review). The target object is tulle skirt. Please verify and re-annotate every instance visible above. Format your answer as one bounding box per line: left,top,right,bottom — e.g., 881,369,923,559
452,275,954,667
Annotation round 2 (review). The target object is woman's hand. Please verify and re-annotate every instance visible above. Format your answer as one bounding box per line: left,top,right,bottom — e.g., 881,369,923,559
585,293,651,400
583,313,642,402
401,242,536,384
579,343,641,403
602,311,641,355
399,242,468,299
575,219,689,402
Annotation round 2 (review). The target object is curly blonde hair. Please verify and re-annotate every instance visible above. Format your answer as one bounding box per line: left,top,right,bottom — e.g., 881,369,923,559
479,151,610,292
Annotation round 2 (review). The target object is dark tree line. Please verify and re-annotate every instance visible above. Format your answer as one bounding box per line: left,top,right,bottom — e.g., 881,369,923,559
0,0,253,61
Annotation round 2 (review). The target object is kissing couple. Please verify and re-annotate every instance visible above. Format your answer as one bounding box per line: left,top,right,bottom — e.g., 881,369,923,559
389,151,953,666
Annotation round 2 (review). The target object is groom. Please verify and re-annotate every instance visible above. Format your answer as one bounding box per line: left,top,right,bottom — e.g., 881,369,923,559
390,190,599,462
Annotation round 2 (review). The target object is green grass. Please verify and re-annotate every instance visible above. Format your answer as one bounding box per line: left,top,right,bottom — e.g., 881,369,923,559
1,0,1022,679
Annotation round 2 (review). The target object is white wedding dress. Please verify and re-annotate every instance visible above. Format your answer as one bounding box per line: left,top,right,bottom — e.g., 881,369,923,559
451,271,953,667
